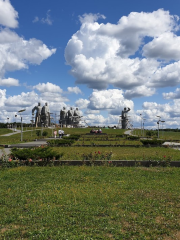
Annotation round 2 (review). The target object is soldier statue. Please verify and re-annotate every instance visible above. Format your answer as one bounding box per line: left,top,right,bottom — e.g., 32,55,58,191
60,107,67,126
41,102,50,127
121,107,130,129
32,102,42,127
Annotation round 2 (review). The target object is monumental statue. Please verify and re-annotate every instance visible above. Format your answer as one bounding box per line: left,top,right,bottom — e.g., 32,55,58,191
41,102,50,127
59,106,82,127
60,107,68,126
121,107,130,129
67,107,74,125
32,102,42,127
32,102,51,127
73,107,81,125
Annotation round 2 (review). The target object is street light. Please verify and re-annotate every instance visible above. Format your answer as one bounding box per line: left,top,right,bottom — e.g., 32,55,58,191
7,117,10,128
143,118,146,137
161,120,165,139
14,114,17,131
156,116,161,139
140,114,142,136
18,109,26,141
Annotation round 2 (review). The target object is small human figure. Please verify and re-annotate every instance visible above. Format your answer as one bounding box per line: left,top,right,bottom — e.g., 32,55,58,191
61,130,64,138
58,129,62,138
54,130,57,138
98,129,102,133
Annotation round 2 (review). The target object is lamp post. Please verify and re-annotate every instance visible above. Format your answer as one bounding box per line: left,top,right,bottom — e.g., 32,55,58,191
140,114,142,136
14,114,17,131
143,118,146,137
41,121,44,136
161,120,165,139
157,116,161,139
7,117,9,128
18,109,26,141
50,117,54,137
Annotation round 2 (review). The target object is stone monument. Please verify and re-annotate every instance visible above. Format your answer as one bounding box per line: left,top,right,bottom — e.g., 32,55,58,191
60,107,68,126
41,102,50,127
59,106,82,127
32,102,42,127
121,107,130,129
32,102,51,127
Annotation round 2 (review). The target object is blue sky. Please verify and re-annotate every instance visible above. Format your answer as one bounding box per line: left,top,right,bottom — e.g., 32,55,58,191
1,0,180,128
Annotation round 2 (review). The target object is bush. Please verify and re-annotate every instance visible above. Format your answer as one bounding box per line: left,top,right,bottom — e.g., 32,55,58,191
116,134,124,138
47,139,75,146
63,134,80,140
127,135,140,140
42,131,48,137
36,130,41,137
146,130,157,137
10,146,63,160
140,139,165,145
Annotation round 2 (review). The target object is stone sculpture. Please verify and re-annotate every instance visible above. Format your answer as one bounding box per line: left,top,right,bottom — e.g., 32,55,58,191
41,102,50,127
121,107,130,129
32,102,51,127
59,106,82,127
32,102,42,127
60,107,68,126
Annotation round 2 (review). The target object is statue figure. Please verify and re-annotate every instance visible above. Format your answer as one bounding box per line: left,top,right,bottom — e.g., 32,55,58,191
121,107,130,129
41,102,50,127
32,102,42,127
73,107,81,125
60,107,67,126
67,107,74,125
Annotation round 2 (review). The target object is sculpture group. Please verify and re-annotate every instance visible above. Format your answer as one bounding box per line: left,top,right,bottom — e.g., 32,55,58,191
32,103,82,128
59,107,82,127
32,102,129,129
32,102,50,127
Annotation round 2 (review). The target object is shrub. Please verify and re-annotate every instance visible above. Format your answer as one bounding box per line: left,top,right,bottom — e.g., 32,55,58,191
42,131,48,137
140,139,165,145
36,130,41,137
63,134,80,140
127,135,140,140
10,146,63,160
146,130,157,137
47,139,75,146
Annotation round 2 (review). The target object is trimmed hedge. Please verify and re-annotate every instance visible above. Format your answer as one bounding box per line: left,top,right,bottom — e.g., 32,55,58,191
10,146,63,160
63,134,80,140
47,139,75,146
127,135,140,140
140,139,165,145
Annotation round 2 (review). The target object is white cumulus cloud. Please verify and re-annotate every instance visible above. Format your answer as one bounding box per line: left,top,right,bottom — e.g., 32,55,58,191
33,82,63,93
0,0,18,28
65,9,180,95
67,86,82,94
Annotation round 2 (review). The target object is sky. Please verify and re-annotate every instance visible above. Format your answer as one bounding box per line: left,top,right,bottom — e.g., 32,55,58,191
1,0,180,129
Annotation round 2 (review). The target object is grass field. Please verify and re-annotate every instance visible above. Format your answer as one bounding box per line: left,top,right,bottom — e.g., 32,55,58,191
0,166,180,239
54,146,180,161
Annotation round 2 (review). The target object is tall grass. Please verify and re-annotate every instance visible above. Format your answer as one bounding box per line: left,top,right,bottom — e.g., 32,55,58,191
0,167,179,239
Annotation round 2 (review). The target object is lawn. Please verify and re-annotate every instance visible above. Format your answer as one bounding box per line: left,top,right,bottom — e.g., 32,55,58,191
0,166,179,239
54,146,180,161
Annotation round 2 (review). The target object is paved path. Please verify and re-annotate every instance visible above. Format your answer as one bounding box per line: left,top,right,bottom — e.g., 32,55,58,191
1,129,33,137
124,130,132,135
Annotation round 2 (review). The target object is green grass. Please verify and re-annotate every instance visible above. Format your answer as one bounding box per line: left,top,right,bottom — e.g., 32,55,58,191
0,166,180,239
54,146,180,161
0,128,13,135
